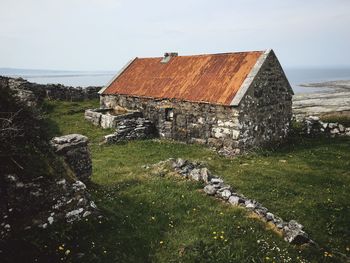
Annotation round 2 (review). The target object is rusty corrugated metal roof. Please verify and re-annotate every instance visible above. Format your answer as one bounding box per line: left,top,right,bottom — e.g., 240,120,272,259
102,51,264,105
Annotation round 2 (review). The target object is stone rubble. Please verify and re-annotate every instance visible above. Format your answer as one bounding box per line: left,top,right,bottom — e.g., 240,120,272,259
1,173,97,239
302,116,350,137
104,117,156,143
85,108,143,129
151,158,315,246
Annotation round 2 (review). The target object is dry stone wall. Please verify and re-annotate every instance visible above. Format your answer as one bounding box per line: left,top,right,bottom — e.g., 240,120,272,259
104,118,156,143
148,158,314,246
0,76,100,104
50,134,92,183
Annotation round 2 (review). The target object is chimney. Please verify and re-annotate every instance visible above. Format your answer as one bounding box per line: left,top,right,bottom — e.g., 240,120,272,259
161,52,178,63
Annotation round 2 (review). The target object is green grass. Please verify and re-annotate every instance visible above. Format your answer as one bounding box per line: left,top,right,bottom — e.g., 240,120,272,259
320,112,350,127
17,99,350,262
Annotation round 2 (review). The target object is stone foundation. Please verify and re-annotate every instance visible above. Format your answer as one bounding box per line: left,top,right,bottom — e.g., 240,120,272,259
51,134,92,183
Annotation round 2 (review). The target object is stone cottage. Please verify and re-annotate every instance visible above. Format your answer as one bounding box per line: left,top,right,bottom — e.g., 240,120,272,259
97,50,293,153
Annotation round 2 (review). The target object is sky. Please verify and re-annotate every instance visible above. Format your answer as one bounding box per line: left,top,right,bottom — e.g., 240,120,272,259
1,0,350,71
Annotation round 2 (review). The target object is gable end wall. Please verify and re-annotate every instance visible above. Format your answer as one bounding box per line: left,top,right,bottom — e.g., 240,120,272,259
237,51,293,150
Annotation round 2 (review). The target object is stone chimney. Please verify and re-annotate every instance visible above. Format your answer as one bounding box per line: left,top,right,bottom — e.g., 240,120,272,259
161,52,178,63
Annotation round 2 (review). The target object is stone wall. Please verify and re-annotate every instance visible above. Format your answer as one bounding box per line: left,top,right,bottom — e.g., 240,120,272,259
104,118,156,143
85,108,142,129
50,134,92,183
100,95,241,151
0,76,101,103
237,51,293,150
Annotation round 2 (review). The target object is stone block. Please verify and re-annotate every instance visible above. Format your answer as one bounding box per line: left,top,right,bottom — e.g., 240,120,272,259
51,134,92,183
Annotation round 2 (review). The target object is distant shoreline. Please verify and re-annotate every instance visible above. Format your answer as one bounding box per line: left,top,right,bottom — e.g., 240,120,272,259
299,80,350,92
293,80,350,119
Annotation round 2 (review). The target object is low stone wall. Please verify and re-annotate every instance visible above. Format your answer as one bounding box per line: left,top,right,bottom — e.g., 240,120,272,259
0,76,101,104
302,116,350,137
148,159,314,245
50,134,92,183
84,108,142,129
104,118,156,143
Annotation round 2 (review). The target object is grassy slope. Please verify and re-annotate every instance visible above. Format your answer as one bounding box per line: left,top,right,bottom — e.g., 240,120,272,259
39,100,349,263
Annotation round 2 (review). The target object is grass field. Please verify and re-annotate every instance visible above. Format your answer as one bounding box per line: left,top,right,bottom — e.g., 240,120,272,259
33,99,350,262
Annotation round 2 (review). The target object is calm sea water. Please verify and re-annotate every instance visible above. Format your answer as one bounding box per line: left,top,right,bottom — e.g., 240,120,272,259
1,67,350,94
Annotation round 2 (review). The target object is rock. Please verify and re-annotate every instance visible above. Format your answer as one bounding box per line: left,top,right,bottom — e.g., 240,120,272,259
328,123,337,129
189,168,202,181
283,220,310,244
219,189,231,200
254,207,268,217
199,168,211,183
265,212,275,221
288,220,304,230
83,211,91,217
228,195,243,205
174,158,186,168
330,128,340,134
66,208,84,223
72,181,86,191
51,134,92,183
48,216,54,225
204,185,217,195
90,201,97,209
244,200,256,209
284,227,310,244
338,124,345,133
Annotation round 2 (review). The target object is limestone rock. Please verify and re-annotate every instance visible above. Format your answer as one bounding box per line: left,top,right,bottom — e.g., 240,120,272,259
51,134,92,182
204,185,217,195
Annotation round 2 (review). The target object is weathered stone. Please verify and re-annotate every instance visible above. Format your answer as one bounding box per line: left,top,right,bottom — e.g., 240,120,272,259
189,168,202,181
104,117,156,143
284,227,310,245
51,134,92,183
199,168,211,183
218,189,231,200
228,195,241,205
265,212,275,221
204,185,217,195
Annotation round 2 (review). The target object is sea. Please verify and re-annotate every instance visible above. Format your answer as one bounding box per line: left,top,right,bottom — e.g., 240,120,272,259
1,67,350,94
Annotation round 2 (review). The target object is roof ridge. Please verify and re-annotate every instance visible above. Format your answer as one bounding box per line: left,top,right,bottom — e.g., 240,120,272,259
136,50,266,60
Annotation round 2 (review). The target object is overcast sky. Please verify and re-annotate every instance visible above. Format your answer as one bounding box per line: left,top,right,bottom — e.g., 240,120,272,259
1,0,349,71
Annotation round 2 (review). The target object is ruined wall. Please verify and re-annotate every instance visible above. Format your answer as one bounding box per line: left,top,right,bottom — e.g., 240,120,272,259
0,76,101,103
100,95,241,151
237,51,293,150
